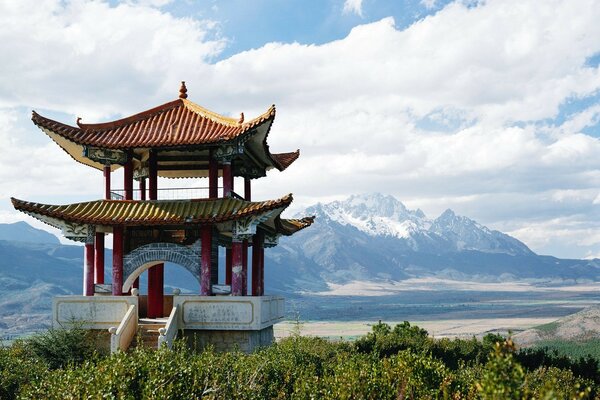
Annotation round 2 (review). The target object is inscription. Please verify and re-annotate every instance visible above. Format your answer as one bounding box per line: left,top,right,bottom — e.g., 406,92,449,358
183,301,253,325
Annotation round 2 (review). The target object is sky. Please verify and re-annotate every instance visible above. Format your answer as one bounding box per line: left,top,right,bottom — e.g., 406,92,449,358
0,0,599,259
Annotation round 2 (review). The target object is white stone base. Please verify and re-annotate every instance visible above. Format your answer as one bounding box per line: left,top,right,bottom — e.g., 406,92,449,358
53,296,138,330
174,295,284,331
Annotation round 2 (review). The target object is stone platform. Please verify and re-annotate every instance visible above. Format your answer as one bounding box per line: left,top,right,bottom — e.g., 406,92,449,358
52,294,285,353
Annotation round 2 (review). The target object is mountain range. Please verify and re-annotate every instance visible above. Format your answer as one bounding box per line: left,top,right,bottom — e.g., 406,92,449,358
2,193,600,335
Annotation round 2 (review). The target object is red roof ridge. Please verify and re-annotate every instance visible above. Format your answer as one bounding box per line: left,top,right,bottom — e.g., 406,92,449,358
76,99,183,130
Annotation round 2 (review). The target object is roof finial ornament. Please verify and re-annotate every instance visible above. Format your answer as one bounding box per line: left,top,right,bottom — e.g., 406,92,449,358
238,112,244,124
179,81,188,99
76,117,82,126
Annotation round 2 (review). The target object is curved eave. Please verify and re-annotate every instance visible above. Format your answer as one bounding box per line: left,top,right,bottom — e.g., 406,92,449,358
276,216,315,236
243,109,300,175
11,195,294,227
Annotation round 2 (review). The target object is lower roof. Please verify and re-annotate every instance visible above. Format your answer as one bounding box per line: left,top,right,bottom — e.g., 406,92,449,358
12,195,292,226
11,195,314,238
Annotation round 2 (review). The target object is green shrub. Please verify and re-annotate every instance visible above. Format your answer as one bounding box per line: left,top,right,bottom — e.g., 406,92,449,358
0,340,47,400
6,323,600,399
25,326,97,369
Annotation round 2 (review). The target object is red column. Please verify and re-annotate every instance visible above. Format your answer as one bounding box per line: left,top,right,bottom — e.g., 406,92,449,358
258,235,265,296
94,232,104,284
103,165,111,200
259,245,265,295
139,178,146,201
244,177,251,201
148,264,164,318
222,161,233,197
252,231,263,296
133,278,139,290
124,155,133,200
200,225,212,295
148,267,157,318
149,151,157,200
147,150,163,315
83,242,94,296
209,151,218,199
225,248,232,285
242,240,248,295
231,240,243,296
112,226,123,295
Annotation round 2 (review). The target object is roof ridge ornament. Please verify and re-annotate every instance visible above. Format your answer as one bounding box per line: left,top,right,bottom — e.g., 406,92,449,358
238,112,244,124
179,81,188,99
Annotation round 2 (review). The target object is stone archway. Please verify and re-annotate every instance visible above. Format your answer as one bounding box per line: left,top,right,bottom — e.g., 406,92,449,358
122,242,201,292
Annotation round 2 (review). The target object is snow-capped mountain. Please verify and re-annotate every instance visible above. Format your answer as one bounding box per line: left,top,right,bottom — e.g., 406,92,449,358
313,193,429,239
264,193,599,292
304,193,532,256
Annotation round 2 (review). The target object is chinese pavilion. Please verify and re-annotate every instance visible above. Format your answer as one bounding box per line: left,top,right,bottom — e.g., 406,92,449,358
11,82,313,352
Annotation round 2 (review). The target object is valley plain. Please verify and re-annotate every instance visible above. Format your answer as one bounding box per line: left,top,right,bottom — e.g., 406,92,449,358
276,283,600,341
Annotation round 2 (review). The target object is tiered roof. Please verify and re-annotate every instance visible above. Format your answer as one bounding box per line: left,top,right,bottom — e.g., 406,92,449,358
16,82,314,244
11,195,313,236
31,82,299,178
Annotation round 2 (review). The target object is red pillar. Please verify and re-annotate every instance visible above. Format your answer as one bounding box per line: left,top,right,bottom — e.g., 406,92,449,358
244,177,251,201
139,178,146,201
231,240,243,296
124,155,133,200
257,233,266,296
252,231,263,296
112,226,123,295
94,232,104,284
103,165,111,200
148,264,164,318
147,149,163,316
242,240,248,295
133,278,139,290
149,151,157,200
209,151,218,199
222,161,233,197
83,242,94,296
200,225,212,295
225,248,232,285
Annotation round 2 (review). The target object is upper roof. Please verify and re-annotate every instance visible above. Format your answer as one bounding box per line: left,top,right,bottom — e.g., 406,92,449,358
31,82,300,177
32,99,276,149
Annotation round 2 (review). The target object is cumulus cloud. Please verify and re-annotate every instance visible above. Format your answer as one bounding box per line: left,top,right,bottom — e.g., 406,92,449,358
0,0,600,258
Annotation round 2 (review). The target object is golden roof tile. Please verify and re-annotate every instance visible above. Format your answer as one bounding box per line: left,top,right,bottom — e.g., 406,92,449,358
11,195,293,227
31,100,276,149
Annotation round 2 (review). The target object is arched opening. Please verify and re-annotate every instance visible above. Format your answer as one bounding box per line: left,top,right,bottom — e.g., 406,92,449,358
122,243,202,318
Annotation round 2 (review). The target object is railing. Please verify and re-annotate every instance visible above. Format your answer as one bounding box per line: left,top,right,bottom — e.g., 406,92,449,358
110,187,247,201
109,304,138,353
158,306,179,349
110,187,222,201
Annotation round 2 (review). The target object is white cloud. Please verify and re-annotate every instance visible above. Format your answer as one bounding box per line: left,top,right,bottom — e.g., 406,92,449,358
1,0,600,258
343,0,364,17
420,0,437,9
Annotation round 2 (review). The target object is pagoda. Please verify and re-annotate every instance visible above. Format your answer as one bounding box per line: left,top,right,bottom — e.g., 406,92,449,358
11,82,313,352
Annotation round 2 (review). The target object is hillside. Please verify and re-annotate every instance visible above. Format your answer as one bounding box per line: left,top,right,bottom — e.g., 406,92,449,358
515,306,600,346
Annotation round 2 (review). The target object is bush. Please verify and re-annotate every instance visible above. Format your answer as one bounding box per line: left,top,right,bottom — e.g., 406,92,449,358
5,323,600,399
25,326,97,369
0,340,46,400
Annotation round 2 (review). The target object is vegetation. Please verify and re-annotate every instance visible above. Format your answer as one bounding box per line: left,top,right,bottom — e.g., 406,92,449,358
0,322,599,399
533,338,600,361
